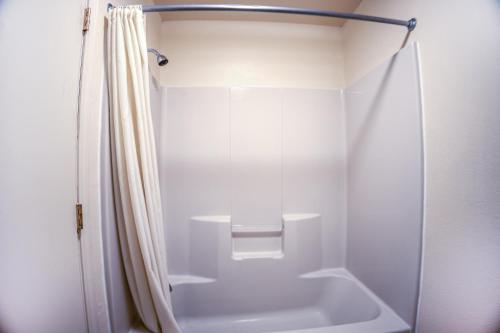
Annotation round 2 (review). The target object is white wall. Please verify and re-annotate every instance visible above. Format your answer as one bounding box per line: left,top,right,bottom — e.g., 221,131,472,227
159,20,344,89
144,9,162,81
343,1,500,332
0,1,88,332
345,43,423,327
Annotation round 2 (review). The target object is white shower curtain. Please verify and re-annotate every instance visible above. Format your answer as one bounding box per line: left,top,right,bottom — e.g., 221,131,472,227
107,7,180,333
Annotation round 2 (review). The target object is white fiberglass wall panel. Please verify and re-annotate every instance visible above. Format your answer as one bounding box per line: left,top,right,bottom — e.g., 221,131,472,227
161,87,344,273
282,89,346,268
161,87,231,274
345,43,423,326
230,88,283,255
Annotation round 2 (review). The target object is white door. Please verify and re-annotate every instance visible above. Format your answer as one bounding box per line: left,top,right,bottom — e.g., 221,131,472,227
0,1,88,332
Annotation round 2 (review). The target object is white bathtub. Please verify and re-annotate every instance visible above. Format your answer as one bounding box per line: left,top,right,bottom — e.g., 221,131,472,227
170,268,410,333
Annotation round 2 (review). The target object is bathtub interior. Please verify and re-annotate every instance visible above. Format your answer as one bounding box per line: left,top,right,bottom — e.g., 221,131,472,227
145,44,422,333
171,216,381,328
172,271,385,333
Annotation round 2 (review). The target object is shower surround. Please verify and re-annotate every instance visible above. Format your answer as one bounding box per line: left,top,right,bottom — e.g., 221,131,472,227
154,44,423,332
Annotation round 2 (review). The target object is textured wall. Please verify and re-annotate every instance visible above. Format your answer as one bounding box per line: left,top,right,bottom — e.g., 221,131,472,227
0,1,88,332
159,20,344,89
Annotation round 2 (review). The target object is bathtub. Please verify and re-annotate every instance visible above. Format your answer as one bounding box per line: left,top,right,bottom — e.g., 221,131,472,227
170,268,410,333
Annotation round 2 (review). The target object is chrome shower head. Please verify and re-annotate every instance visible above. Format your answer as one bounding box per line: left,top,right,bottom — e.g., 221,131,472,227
147,48,168,66
157,54,168,66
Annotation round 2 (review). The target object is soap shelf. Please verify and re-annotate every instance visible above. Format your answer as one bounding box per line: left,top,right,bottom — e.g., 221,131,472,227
231,222,284,259
231,224,283,237
190,214,320,261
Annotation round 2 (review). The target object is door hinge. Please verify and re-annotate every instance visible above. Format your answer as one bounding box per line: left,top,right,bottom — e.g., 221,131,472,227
76,203,83,236
82,7,91,33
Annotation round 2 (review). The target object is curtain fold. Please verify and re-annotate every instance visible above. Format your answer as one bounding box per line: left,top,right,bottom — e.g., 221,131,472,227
106,6,181,333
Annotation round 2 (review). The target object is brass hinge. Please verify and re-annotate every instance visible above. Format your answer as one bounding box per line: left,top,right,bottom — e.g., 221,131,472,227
82,8,91,33
76,203,83,236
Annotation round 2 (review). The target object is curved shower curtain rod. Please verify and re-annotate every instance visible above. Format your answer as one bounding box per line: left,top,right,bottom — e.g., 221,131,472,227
107,3,417,31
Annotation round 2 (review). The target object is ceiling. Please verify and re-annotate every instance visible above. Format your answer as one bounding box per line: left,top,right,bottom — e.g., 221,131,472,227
152,0,362,26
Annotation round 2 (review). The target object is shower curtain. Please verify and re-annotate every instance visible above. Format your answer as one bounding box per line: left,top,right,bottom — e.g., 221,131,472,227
107,7,180,333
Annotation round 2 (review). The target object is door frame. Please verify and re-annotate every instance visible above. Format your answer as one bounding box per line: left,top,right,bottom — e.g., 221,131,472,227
77,0,113,332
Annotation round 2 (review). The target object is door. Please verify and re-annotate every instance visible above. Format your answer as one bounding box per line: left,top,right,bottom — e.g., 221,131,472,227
0,1,88,332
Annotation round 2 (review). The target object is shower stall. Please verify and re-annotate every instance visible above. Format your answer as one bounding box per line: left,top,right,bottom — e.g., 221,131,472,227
101,5,423,333
154,45,423,333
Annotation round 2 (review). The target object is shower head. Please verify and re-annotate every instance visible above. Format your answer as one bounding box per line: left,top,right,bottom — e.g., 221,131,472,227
147,48,168,66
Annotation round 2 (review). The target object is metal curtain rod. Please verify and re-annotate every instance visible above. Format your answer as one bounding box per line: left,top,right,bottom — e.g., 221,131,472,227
108,3,416,31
